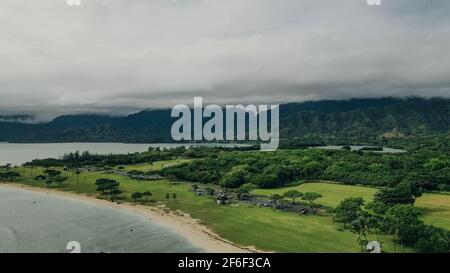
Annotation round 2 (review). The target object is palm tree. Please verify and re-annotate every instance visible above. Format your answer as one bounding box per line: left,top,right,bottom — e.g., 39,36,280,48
351,214,372,252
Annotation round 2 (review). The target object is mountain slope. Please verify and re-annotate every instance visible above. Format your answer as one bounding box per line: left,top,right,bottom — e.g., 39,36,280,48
0,98,448,143
280,98,450,143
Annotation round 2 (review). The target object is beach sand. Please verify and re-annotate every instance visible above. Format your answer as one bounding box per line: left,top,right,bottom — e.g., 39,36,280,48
0,183,260,253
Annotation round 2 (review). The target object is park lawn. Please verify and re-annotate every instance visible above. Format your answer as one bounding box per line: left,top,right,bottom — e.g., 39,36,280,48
118,159,192,172
416,193,450,230
253,182,450,231
253,182,377,208
168,200,404,253
12,166,407,253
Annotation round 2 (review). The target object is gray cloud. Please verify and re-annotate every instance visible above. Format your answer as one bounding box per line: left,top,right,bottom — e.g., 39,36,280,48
1,0,450,120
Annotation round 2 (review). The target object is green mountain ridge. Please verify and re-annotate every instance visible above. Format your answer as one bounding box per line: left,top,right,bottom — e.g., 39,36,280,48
0,97,448,144
280,98,450,144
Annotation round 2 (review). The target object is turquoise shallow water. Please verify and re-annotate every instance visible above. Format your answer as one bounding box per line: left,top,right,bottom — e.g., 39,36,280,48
0,186,203,253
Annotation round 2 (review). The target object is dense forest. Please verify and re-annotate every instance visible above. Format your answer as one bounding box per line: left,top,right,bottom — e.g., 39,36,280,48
160,137,449,190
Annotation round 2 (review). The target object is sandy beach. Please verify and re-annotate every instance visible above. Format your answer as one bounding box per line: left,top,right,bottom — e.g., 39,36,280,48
0,183,259,253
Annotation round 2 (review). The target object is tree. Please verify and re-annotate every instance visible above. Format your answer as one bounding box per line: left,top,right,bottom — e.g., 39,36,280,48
219,165,249,188
383,205,423,250
43,169,61,178
374,181,422,206
350,211,371,252
95,178,120,199
142,191,153,202
437,184,448,192
0,171,21,181
40,169,68,187
52,175,68,187
366,214,383,243
301,192,322,208
239,183,257,194
283,190,303,205
109,189,122,202
415,226,450,253
131,192,143,203
335,197,365,228
269,194,283,209
165,193,170,200
365,201,389,215
95,178,118,195
172,193,177,200
326,208,336,223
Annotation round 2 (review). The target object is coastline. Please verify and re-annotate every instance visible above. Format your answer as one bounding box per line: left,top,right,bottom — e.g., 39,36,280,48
0,182,259,253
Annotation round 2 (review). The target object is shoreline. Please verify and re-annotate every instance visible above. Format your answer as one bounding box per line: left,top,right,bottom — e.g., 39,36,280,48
0,182,259,253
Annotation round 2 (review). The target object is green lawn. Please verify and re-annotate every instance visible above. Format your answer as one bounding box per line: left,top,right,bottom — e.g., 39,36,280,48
253,182,450,231
10,167,415,253
118,159,192,172
253,182,377,208
416,193,450,230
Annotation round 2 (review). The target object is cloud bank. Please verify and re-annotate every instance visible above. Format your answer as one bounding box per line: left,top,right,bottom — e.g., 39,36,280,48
1,0,449,120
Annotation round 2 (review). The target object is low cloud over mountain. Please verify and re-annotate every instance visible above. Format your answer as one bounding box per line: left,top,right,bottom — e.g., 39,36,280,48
1,0,450,120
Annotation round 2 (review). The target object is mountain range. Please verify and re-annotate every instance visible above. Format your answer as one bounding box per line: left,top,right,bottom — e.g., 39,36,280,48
0,97,448,144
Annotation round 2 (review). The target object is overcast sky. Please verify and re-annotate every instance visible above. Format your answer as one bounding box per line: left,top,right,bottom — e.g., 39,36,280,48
1,0,450,120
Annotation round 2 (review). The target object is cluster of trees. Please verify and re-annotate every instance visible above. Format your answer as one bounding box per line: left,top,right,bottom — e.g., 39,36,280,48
268,190,322,211
38,169,68,187
0,165,21,181
160,142,449,190
165,193,177,200
0,171,21,181
331,182,450,253
387,134,450,153
131,191,153,203
95,179,122,201
373,180,423,207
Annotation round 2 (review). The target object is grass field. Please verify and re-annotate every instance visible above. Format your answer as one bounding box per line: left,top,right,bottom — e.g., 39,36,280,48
253,182,450,231
253,182,378,208
416,193,450,230
8,166,428,253
118,159,192,172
